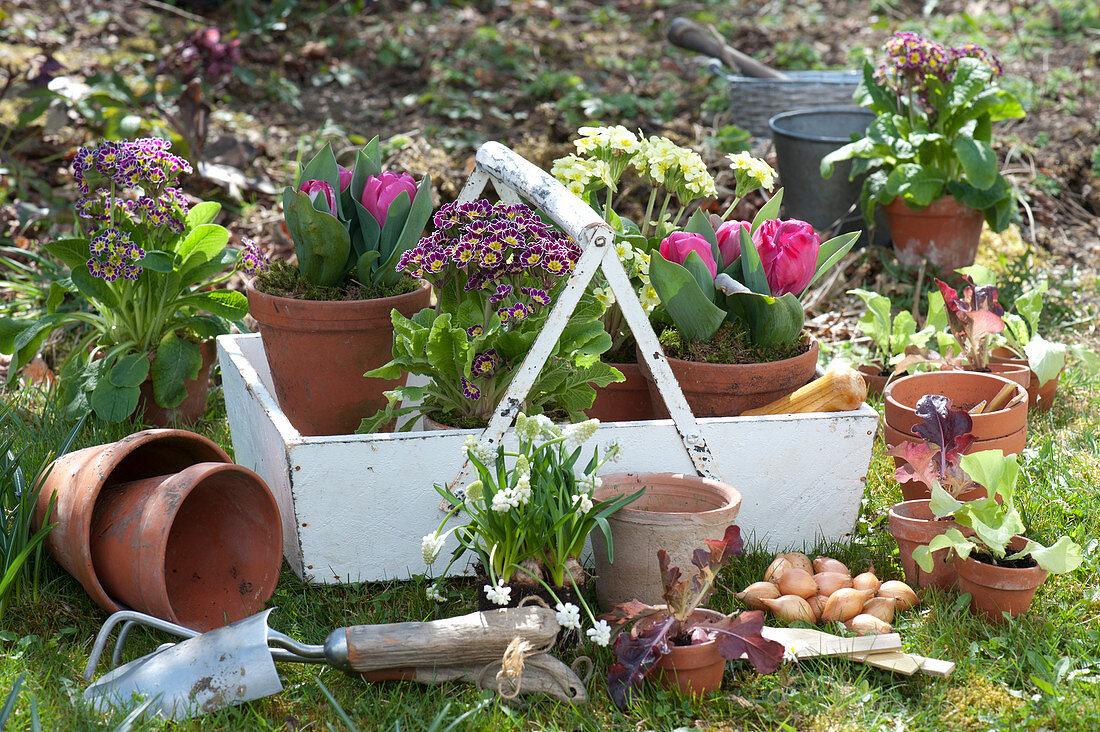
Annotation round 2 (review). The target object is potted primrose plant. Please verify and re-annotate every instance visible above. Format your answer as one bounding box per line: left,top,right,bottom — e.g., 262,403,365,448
246,137,434,436
358,199,621,432
821,32,1024,275
601,525,783,705
913,449,1082,621
0,138,254,425
644,190,859,416
420,413,643,647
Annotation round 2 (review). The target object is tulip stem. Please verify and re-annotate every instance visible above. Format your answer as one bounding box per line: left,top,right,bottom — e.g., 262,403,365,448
654,193,672,239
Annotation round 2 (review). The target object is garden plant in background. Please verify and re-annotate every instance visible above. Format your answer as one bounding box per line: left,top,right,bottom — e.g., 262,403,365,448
0,138,254,423
421,413,643,646
822,32,1024,231
846,287,935,388
359,199,621,430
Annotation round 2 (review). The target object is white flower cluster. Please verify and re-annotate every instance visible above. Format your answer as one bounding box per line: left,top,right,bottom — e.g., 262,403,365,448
491,485,525,512
604,441,623,463
425,583,445,602
555,602,582,630
562,418,599,448
586,619,612,647
578,472,602,493
632,135,716,204
515,412,559,443
463,435,495,464
727,152,776,197
484,581,512,606
421,532,445,565
571,492,594,514
574,125,641,158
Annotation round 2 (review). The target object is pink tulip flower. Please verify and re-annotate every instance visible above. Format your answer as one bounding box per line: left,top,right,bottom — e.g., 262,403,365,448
361,171,418,227
752,218,820,296
715,220,751,269
299,179,337,215
659,231,717,278
337,166,353,192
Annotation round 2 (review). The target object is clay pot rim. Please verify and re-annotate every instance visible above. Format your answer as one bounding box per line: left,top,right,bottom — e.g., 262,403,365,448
883,370,1027,420
594,472,742,523
883,194,977,216
246,277,430,307
882,422,1027,446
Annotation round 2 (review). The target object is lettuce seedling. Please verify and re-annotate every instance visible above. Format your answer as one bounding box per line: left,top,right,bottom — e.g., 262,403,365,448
885,394,977,498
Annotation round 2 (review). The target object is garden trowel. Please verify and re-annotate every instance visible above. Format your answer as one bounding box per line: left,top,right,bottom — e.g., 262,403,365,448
84,605,582,721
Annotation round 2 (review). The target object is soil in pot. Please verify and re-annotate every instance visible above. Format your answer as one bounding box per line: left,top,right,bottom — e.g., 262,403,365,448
591,473,741,609
640,326,818,418
955,536,1048,621
884,195,984,276
887,499,972,590
475,560,588,649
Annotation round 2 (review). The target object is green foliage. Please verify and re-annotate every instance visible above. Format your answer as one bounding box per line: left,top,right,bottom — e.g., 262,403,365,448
848,288,934,368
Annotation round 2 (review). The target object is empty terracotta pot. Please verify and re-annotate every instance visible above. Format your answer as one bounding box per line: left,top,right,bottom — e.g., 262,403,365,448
857,364,890,397
884,195,983,276
639,338,819,418
592,473,741,609
985,362,1031,394
247,281,431,436
887,500,972,590
90,461,283,632
585,362,656,422
34,430,282,631
955,535,1047,621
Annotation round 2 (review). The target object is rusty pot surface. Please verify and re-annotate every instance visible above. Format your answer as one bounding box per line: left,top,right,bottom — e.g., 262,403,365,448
136,339,217,427
585,361,657,422
884,195,983,275
640,338,819,418
33,430,231,615
89,461,283,632
592,473,741,609
246,281,431,436
955,535,1047,621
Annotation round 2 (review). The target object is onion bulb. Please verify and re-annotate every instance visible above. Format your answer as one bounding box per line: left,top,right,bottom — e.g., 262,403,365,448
813,571,853,596
846,613,893,635
813,556,850,576
759,595,816,624
820,588,875,623
877,580,919,611
776,568,818,599
735,581,781,610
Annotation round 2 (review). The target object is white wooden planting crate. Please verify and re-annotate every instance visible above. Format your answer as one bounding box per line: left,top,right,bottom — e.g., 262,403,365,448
219,142,879,585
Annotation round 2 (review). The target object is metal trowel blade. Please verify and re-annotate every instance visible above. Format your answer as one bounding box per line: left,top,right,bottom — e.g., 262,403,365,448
84,609,283,720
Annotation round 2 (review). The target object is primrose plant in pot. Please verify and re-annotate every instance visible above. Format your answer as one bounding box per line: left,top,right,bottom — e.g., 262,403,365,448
358,199,620,431
821,32,1024,274
914,449,1082,620
246,137,434,436
0,138,252,425
645,189,859,416
602,525,783,705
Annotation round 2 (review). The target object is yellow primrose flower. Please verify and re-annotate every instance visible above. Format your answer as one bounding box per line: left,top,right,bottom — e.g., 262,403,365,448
727,152,776,197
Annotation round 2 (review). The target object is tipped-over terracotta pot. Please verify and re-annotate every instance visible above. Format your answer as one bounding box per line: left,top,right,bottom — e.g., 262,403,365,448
34,429,282,631
639,337,818,418
592,473,741,609
955,535,1047,621
246,281,431,436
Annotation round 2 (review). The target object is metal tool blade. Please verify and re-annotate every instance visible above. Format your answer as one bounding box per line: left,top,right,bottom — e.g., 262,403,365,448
84,609,283,720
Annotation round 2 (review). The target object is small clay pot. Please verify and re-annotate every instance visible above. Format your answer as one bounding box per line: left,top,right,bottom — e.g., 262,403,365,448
857,364,890,397
585,361,657,422
645,609,728,698
887,499,972,590
985,362,1031,394
592,473,741,609
639,337,819,418
955,535,1048,621
883,370,1027,440
247,280,431,437
990,347,1063,411
884,195,984,276
136,339,217,427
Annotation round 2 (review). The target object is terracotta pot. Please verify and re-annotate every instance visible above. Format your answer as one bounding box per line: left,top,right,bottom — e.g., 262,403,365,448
887,499,972,590
857,364,890,397
883,370,1027,441
89,461,283,632
585,362,656,422
591,473,741,608
990,347,1062,411
985,362,1031,394
647,608,728,698
136,339,216,427
955,535,1047,621
884,195,984,275
639,338,819,418
34,430,229,617
246,281,432,436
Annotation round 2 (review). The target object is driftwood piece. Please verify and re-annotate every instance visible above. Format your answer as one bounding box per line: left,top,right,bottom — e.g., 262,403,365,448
344,607,559,672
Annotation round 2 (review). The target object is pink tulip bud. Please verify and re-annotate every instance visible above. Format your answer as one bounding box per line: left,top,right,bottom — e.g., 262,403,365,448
337,166,353,192
659,231,717,278
361,171,418,227
752,218,820,296
299,179,336,215
715,220,751,269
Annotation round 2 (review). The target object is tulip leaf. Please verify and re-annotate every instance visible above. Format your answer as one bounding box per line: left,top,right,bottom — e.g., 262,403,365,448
737,226,770,295
298,144,343,218
749,188,783,233
681,251,716,300
283,188,352,288
376,191,412,272
724,291,804,347
376,175,434,287
649,251,726,342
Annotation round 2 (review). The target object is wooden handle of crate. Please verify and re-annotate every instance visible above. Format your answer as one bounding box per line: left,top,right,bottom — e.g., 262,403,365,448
741,367,868,416
667,17,789,79
339,607,559,673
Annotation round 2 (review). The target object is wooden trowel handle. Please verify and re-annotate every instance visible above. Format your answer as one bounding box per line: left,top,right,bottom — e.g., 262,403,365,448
667,17,788,80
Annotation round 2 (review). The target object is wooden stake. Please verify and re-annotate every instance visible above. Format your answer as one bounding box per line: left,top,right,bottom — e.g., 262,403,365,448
983,382,1018,413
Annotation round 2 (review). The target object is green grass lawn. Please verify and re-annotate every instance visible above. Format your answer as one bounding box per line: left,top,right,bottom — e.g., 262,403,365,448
1,362,1098,731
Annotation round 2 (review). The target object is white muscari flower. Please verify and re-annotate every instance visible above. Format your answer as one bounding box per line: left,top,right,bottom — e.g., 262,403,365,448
563,418,599,448
491,487,521,513
605,441,622,463
515,471,531,503
484,582,512,606
555,602,582,631
421,533,445,564
572,492,594,513
464,480,484,501
531,413,559,440
586,619,612,647
426,583,445,602
579,473,602,493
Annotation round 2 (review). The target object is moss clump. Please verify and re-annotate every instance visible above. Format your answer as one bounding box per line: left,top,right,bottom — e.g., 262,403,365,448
254,260,421,301
658,321,808,364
